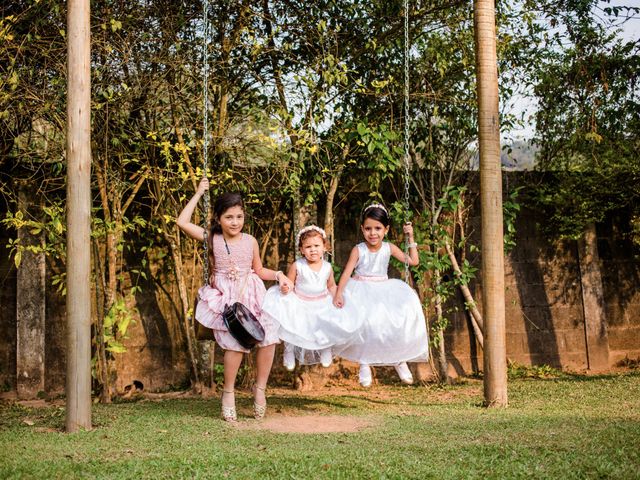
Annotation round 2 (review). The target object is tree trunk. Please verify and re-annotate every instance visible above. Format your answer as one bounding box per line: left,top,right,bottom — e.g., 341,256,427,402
91,238,109,402
324,162,345,257
474,0,507,407
164,226,201,387
66,0,92,432
444,242,484,347
93,162,112,402
432,271,449,382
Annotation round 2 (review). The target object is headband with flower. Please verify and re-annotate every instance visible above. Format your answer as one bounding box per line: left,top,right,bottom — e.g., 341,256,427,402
296,225,327,246
363,203,388,215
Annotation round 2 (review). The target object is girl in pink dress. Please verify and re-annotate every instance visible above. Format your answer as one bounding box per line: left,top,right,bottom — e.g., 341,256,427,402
177,178,293,422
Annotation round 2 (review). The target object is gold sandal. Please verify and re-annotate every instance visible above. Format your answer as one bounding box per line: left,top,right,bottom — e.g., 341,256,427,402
252,384,267,420
221,389,237,422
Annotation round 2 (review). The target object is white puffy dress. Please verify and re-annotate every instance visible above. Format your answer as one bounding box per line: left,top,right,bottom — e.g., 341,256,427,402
262,258,362,365
333,242,429,365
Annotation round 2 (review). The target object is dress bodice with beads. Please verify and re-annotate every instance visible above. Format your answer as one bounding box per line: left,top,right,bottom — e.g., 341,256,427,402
353,242,390,278
295,258,331,297
211,233,254,276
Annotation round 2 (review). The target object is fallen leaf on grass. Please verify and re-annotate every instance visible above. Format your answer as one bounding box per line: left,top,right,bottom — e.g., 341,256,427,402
23,419,35,426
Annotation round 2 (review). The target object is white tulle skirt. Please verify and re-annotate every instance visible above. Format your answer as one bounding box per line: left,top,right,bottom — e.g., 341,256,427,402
262,287,363,365
333,278,429,365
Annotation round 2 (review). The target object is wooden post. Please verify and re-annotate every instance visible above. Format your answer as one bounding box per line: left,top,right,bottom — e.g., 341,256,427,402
16,187,46,399
474,0,508,407
66,0,92,431
577,223,610,371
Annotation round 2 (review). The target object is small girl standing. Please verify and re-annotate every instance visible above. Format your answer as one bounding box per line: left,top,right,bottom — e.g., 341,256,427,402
333,203,429,387
262,226,362,370
177,178,293,421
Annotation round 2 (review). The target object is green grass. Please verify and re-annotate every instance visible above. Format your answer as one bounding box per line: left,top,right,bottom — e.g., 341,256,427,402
1,373,639,479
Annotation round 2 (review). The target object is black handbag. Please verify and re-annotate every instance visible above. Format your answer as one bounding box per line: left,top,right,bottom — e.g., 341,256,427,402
222,302,266,350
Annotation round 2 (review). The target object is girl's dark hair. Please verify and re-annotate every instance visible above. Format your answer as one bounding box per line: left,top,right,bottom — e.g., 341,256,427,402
361,205,390,227
207,192,244,283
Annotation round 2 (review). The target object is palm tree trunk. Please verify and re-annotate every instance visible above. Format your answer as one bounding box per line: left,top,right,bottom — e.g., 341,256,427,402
65,0,92,431
474,0,507,407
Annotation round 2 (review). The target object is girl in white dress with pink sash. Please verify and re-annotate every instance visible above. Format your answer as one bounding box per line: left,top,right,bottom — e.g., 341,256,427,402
333,204,429,387
262,226,362,370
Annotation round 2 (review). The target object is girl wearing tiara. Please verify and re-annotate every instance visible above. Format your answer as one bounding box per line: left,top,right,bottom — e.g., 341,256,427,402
333,203,429,387
262,225,362,370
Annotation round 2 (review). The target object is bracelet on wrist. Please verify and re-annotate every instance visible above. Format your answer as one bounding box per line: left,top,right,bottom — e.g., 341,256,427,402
275,270,282,281
407,242,418,248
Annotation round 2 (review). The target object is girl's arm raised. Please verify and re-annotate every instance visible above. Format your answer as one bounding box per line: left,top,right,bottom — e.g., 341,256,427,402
251,237,294,290
389,223,419,266
176,177,209,242
333,246,359,308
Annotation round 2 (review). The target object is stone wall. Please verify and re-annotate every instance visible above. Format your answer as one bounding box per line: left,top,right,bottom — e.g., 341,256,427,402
598,214,640,365
438,207,640,376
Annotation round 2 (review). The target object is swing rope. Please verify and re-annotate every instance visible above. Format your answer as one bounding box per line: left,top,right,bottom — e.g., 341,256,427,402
201,0,211,285
402,0,412,283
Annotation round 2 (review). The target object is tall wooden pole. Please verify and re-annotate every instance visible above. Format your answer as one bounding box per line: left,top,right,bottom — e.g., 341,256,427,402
474,0,508,407
66,0,92,431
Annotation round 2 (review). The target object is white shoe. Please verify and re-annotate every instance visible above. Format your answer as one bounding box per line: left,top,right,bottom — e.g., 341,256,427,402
359,364,372,387
283,348,295,371
320,349,332,368
394,362,414,384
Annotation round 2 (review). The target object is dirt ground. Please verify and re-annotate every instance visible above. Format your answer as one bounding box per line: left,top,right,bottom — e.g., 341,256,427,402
235,414,373,433
1,378,482,434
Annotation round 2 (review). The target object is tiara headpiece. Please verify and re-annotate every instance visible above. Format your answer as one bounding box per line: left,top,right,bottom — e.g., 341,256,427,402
296,225,327,246
363,203,388,215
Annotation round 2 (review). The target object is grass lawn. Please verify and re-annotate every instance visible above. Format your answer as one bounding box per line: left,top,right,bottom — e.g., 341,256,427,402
1,372,639,479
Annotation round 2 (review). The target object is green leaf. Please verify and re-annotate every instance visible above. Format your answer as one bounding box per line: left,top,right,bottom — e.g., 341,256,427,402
107,342,127,354
367,141,375,154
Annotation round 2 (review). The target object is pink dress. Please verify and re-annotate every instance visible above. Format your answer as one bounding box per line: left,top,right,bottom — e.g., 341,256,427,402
195,233,279,352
